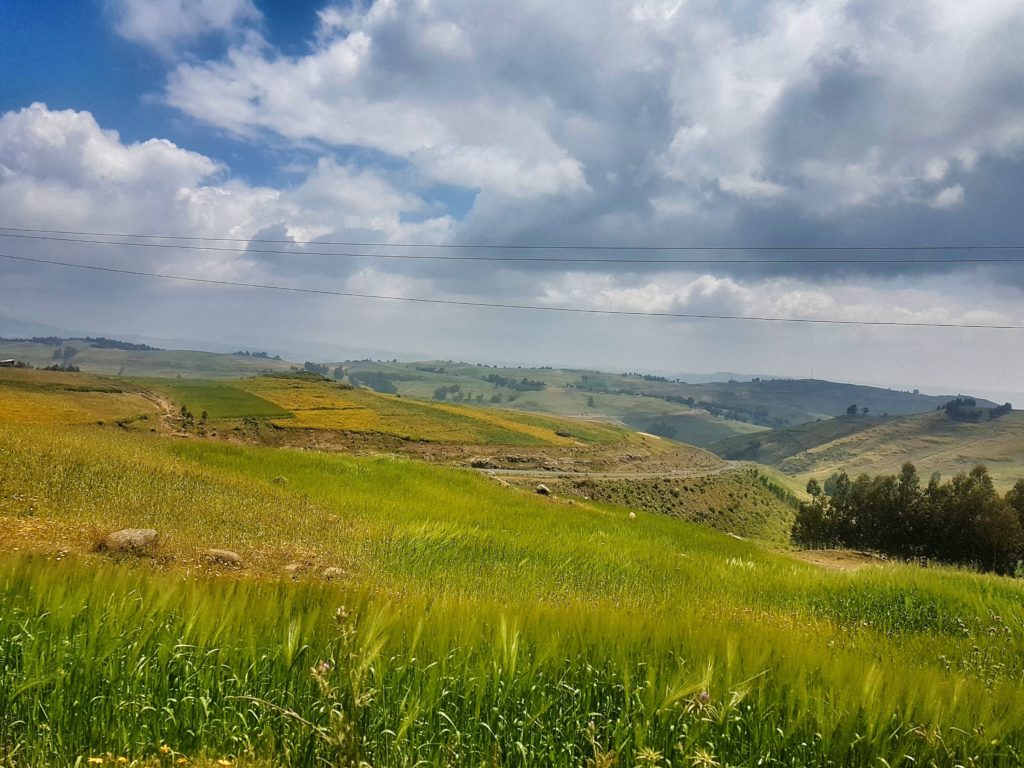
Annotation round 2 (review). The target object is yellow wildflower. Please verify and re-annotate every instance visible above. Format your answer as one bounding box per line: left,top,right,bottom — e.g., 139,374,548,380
159,745,171,755
87,760,104,766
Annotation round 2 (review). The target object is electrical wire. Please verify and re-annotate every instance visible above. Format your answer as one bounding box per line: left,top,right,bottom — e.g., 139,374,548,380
2,251,1020,329
2,231,1023,265
3,225,1024,254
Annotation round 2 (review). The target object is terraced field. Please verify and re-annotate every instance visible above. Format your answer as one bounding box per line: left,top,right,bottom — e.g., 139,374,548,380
235,375,628,446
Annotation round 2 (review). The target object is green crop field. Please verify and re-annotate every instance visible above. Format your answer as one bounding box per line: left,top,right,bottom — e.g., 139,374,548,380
3,421,1024,765
2,373,1024,767
133,378,291,420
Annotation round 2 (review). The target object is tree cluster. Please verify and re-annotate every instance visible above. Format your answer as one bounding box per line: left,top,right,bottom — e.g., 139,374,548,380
482,374,545,391
349,372,399,394
232,350,281,360
941,398,1013,422
303,362,331,377
792,463,1024,574
82,337,160,351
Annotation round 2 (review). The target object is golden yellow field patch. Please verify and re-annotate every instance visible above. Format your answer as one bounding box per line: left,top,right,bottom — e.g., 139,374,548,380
430,402,575,444
236,376,574,444
0,388,159,425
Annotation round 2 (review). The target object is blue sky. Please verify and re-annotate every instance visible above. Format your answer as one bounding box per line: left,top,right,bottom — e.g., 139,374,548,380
2,0,1024,400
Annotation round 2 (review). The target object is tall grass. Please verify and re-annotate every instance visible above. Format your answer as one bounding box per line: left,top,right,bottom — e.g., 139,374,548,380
3,556,1024,767
3,425,1024,764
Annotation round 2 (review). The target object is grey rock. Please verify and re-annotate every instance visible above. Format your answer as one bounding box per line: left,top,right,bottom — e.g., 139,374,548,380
100,528,159,554
203,548,242,566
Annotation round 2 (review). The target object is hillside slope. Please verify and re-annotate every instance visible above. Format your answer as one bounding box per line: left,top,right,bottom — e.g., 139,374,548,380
0,338,294,378
772,411,1024,490
341,360,988,438
710,415,895,463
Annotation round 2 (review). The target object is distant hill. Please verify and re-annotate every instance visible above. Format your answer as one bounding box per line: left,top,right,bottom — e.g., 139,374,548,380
339,360,992,445
0,340,998,450
0,338,295,379
715,410,1024,491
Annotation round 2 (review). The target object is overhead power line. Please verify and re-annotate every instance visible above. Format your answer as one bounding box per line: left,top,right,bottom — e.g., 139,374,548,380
2,251,1020,330
2,230,1024,265
2,225,1024,253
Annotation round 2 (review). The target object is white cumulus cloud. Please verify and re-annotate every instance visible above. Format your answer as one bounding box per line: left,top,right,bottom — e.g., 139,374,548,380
108,0,261,56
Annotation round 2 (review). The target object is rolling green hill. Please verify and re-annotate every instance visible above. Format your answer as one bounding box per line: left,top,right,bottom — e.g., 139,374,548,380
339,360,987,440
1,340,988,445
0,367,723,475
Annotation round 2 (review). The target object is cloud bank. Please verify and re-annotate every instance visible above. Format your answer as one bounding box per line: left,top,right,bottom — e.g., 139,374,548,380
3,1,1024,399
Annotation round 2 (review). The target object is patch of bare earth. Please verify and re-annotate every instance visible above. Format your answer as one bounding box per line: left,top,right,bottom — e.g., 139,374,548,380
792,549,888,571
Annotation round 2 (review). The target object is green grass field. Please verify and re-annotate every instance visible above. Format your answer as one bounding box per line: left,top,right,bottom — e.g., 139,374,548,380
133,378,291,420
3,423,1024,765
3,370,1024,766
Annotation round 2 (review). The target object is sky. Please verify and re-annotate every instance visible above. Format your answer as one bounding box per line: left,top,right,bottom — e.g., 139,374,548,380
2,0,1024,401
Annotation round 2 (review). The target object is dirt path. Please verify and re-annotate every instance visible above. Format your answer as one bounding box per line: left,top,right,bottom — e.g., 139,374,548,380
477,461,749,481
138,391,187,435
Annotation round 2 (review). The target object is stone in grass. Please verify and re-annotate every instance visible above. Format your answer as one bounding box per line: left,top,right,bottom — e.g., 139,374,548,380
282,562,304,575
322,567,345,580
535,483,551,496
203,548,242,567
98,528,159,554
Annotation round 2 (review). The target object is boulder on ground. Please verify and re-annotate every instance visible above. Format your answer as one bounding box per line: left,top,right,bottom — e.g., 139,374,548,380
98,528,159,554
535,484,551,496
322,567,345,580
272,476,289,485
203,548,242,566
282,562,303,576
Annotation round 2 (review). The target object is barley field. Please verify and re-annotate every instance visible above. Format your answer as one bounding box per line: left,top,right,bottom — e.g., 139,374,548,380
2,423,1024,765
